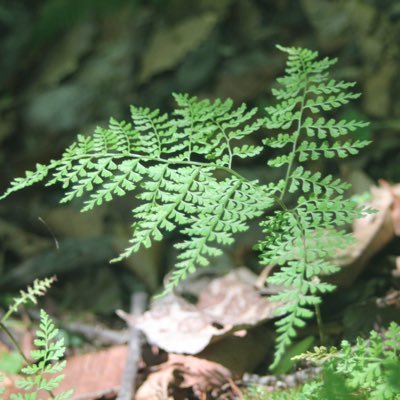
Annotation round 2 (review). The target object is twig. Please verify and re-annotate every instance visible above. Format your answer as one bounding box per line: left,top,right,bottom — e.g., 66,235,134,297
65,322,129,345
117,291,148,400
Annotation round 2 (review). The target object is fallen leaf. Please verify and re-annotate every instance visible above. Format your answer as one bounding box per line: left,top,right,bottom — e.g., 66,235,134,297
379,180,400,235
1,346,128,399
135,365,175,400
122,268,278,354
136,354,232,400
332,182,400,286
170,354,231,395
56,345,128,399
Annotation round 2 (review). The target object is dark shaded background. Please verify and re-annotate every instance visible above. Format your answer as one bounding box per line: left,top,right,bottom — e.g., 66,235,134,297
0,0,399,314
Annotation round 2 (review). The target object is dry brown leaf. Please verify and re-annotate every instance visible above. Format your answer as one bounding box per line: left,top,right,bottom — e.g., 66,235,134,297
139,13,218,83
135,365,175,400
123,268,277,354
332,182,400,286
170,354,231,395
379,180,400,235
55,345,128,399
136,354,232,400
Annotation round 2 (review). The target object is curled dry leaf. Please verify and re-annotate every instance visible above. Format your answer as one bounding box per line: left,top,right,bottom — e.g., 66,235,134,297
121,268,278,354
136,354,232,400
378,180,400,235
332,182,400,287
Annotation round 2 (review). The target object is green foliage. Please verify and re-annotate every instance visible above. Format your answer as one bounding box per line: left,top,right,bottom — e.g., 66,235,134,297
10,310,72,400
298,322,400,400
258,45,371,367
0,94,271,294
0,46,371,365
2,277,56,324
244,385,301,400
0,279,72,399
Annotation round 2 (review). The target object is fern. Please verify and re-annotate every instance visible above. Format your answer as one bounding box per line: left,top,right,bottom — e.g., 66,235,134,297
0,279,72,399
0,45,371,365
258,45,371,367
0,92,272,294
10,310,72,400
2,277,56,324
298,322,400,400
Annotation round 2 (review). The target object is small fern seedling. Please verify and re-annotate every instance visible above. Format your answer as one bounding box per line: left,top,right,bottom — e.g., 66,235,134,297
11,310,72,400
0,278,72,399
298,322,400,400
2,276,56,324
0,46,372,366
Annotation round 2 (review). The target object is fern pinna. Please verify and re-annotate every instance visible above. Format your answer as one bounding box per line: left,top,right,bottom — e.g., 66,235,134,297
0,46,371,365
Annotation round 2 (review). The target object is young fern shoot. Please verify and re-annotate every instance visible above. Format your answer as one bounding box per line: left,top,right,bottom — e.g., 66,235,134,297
0,278,72,399
0,46,371,366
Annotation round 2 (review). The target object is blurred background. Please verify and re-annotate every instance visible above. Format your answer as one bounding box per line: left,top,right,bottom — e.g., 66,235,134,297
0,0,399,316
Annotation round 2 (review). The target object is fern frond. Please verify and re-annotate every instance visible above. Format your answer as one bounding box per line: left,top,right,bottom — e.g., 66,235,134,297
0,92,271,291
173,94,263,167
293,345,339,363
12,310,73,399
2,277,56,323
262,45,371,368
298,323,400,400
0,45,372,367
289,167,350,195
0,163,50,201
168,177,271,292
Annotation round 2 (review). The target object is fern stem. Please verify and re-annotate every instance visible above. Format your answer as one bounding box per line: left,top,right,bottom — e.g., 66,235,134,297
149,118,162,157
215,120,233,168
0,321,30,364
62,152,251,183
279,61,308,201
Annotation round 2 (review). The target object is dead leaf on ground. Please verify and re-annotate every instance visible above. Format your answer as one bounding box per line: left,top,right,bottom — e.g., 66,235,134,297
121,268,278,354
332,182,400,286
56,345,128,399
136,354,232,400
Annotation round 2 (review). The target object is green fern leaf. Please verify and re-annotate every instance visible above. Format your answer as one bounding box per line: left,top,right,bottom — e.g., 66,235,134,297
262,45,372,368
12,310,72,399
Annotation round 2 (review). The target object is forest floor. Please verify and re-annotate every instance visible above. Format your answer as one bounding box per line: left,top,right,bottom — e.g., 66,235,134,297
0,0,400,398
